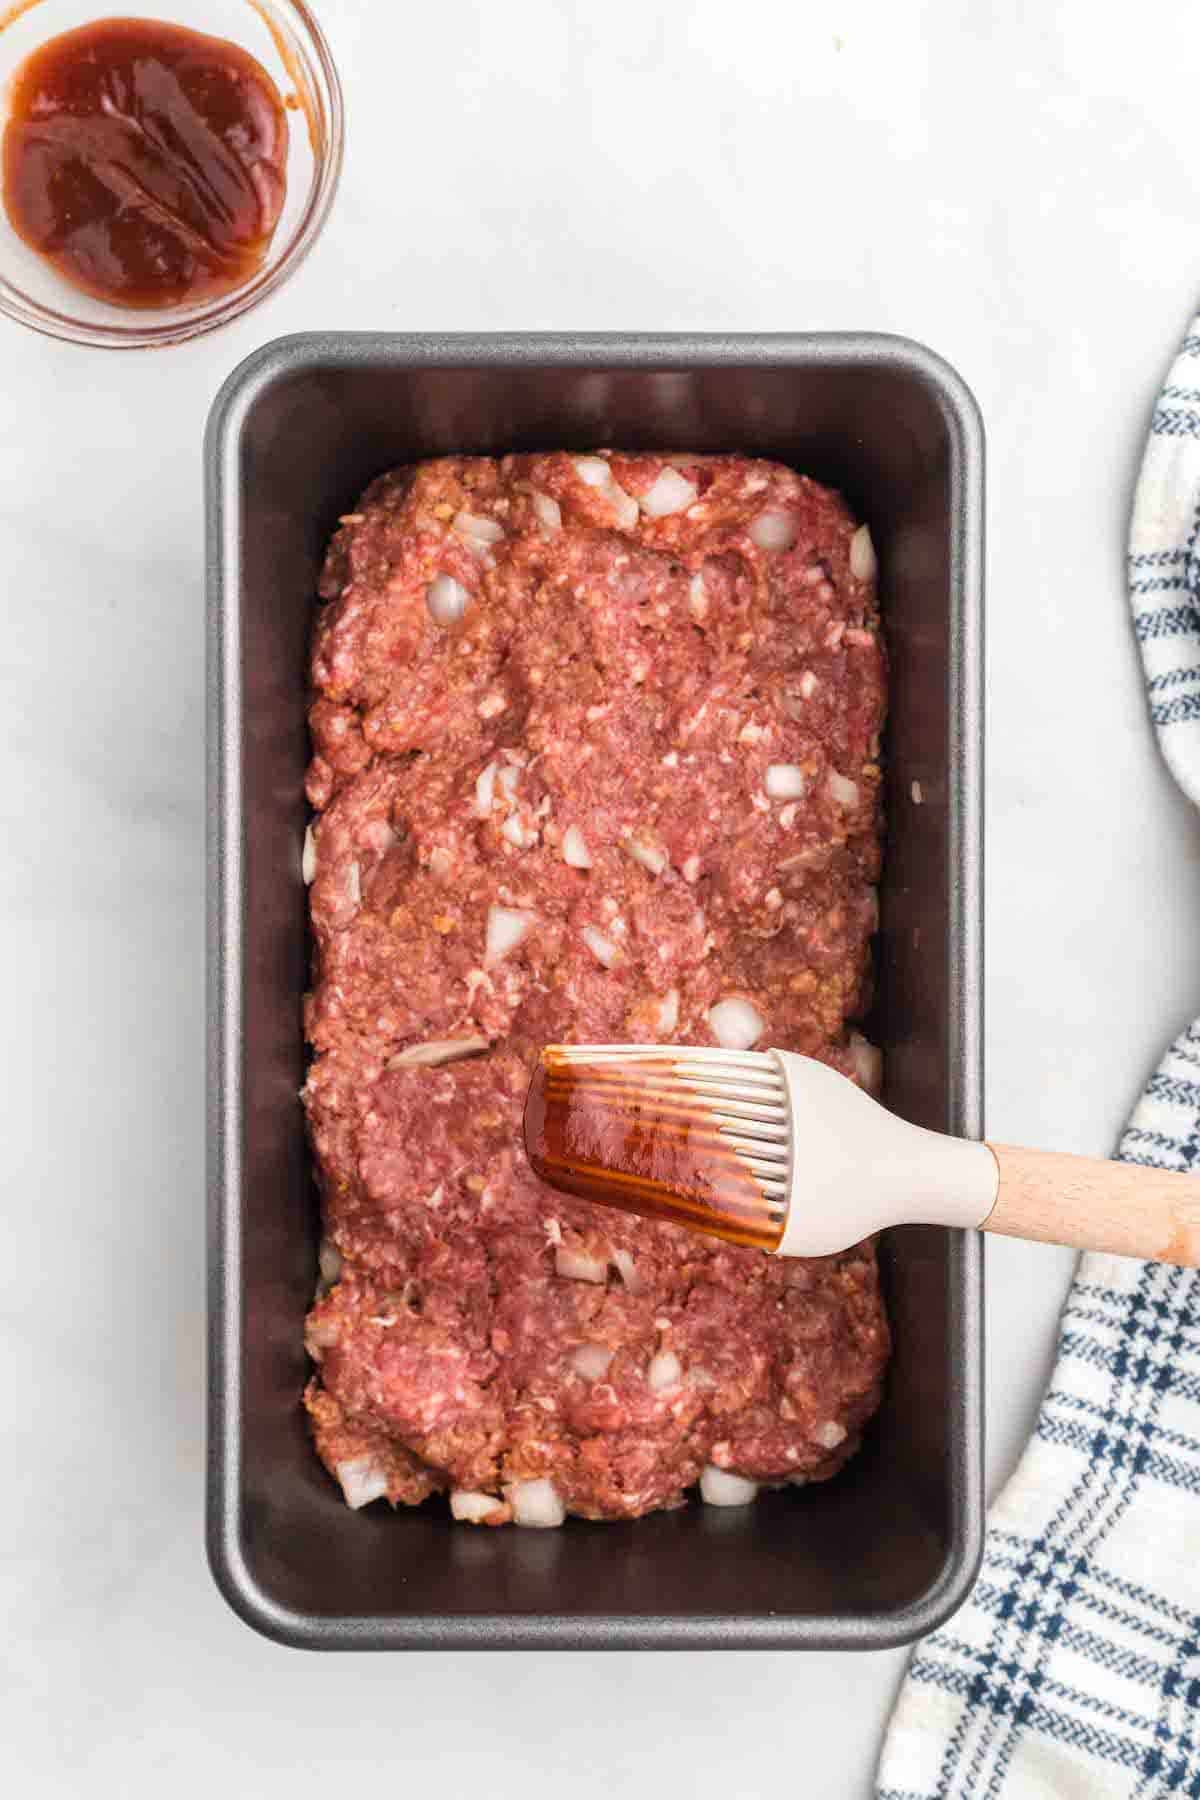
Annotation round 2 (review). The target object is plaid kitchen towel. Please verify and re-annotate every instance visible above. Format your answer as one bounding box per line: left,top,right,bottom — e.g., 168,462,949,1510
876,318,1200,1799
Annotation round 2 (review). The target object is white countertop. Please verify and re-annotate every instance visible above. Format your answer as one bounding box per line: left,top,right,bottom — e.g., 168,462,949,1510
6,1,1200,1793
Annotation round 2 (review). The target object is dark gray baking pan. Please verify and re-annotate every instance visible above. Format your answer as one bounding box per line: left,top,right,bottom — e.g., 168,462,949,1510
206,331,984,1650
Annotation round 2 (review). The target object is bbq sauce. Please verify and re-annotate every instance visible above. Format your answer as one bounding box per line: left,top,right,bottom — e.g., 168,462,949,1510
2,17,289,309
524,1050,784,1252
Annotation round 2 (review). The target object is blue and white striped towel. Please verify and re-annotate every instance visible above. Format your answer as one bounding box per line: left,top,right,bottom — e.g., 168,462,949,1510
876,318,1200,1799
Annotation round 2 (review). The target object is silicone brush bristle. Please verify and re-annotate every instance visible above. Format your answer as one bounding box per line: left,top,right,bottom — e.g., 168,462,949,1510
523,1045,791,1251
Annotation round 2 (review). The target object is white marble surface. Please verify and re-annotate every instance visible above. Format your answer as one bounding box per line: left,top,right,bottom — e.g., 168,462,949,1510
5,1,1200,1793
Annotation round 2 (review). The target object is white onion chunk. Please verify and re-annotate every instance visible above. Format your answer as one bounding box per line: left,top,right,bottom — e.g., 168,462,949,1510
508,1479,566,1528
625,833,668,877
532,492,562,532
749,511,799,552
647,1349,682,1392
699,1465,759,1507
850,524,877,581
849,1031,883,1096
485,904,534,962
388,1036,489,1068
453,510,504,547
582,925,620,967
450,1489,504,1523
640,468,698,517
828,770,860,810
765,763,807,800
562,825,593,869
574,457,610,487
555,1246,607,1284
336,1458,389,1511
572,1343,614,1380
426,574,469,626
611,1248,642,1293
708,996,765,1050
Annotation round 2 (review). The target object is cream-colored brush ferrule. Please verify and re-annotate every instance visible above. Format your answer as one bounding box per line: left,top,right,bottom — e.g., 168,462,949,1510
771,1050,998,1257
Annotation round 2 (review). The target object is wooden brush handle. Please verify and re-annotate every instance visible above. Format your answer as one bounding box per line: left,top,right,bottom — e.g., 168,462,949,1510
984,1143,1200,1265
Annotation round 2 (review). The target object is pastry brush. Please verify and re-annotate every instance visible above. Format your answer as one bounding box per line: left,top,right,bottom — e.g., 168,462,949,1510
523,1044,1200,1264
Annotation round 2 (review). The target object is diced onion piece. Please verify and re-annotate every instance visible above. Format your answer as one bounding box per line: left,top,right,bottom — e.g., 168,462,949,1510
508,1478,566,1529
486,904,534,962
574,456,611,487
562,825,593,869
302,824,317,884
497,763,520,799
582,925,620,968
625,833,668,876
426,574,469,626
501,814,534,848
688,571,708,621
681,854,701,884
749,511,799,552
572,457,637,527
428,846,452,881
336,1457,389,1511
318,1239,343,1286
555,1246,608,1283
849,1031,883,1096
640,468,698,517
532,492,562,532
475,761,497,817
453,510,504,546
828,769,860,810
306,1316,340,1351
388,1035,489,1068
708,996,765,1050
813,1420,848,1451
799,670,818,699
656,988,679,1036
849,524,877,581
765,763,807,800
611,1248,642,1293
345,861,361,907
699,1465,759,1507
647,1349,682,1392
686,1366,718,1390
450,1489,504,1523
572,1343,614,1380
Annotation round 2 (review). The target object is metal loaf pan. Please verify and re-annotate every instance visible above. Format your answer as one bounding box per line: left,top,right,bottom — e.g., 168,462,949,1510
206,332,984,1650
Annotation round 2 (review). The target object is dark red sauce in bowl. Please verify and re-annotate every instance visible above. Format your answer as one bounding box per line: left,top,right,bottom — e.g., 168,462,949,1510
2,16,288,309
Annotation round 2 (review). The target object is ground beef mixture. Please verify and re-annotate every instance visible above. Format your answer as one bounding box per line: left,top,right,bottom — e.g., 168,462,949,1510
302,451,891,1526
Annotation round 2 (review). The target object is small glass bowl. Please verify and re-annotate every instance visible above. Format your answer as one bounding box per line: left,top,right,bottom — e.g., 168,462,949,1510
0,0,342,347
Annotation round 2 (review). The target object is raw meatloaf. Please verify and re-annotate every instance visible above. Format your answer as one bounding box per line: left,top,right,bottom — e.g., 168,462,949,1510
302,450,890,1526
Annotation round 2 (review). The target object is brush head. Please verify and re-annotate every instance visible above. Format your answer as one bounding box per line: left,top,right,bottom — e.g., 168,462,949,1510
525,1042,1002,1258
523,1044,792,1251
